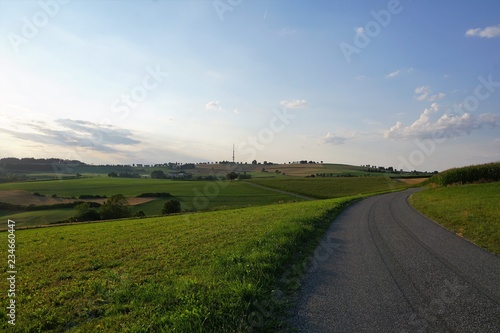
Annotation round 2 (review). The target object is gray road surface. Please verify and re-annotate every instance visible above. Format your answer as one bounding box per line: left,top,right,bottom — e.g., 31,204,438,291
292,189,500,332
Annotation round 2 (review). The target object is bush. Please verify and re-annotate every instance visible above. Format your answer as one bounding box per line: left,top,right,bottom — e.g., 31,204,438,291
74,203,101,222
99,194,132,220
78,194,107,199
134,210,146,217
137,192,171,198
226,172,238,181
162,200,181,215
151,170,166,179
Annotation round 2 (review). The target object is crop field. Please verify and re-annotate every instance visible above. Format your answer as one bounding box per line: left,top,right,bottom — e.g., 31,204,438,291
409,182,500,254
249,176,408,199
0,209,74,229
0,197,354,332
0,178,305,228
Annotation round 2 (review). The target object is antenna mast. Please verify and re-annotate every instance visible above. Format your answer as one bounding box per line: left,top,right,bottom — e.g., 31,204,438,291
232,144,235,163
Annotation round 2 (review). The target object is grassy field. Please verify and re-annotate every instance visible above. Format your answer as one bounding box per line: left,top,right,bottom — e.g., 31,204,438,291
0,178,305,228
0,209,74,229
0,198,354,332
409,182,500,255
249,176,408,199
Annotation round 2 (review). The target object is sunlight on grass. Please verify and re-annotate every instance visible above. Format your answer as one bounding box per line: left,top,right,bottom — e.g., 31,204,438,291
0,197,354,332
409,182,500,255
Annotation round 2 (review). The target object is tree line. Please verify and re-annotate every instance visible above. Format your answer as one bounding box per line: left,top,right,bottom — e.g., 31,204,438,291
72,194,182,222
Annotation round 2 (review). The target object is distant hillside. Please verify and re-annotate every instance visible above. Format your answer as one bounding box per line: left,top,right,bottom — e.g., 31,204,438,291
0,157,84,172
425,162,500,186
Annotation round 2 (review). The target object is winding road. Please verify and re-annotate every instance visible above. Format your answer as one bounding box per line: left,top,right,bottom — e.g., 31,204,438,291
292,189,500,332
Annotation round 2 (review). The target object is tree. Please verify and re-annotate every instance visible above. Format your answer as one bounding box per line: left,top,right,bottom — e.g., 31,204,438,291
74,203,100,222
108,172,118,177
151,170,166,179
99,194,132,220
134,210,146,217
226,171,238,181
162,200,181,215
252,160,258,165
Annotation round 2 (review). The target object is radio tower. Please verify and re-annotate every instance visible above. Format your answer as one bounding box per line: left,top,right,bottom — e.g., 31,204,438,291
232,144,235,163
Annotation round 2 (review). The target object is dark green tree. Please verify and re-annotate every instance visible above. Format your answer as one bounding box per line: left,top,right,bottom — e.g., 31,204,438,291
134,210,146,217
99,194,132,220
226,171,238,181
74,202,101,222
161,199,181,215
151,170,166,179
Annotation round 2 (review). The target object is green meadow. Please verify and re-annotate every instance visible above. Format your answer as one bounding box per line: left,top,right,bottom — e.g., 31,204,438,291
249,176,407,199
0,198,354,332
409,182,500,255
0,178,305,228
0,162,496,331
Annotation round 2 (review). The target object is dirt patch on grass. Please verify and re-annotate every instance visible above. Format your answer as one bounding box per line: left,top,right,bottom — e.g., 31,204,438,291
0,190,154,206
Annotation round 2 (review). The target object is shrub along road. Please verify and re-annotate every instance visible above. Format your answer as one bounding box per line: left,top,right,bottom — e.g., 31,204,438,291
292,189,500,332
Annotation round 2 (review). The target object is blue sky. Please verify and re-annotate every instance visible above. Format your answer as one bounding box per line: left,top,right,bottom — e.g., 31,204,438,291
0,0,499,171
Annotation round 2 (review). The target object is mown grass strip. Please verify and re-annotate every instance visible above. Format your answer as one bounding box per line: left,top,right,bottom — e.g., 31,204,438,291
0,197,355,332
409,182,500,255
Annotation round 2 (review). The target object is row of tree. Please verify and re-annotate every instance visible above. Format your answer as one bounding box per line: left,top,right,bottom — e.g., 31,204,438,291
73,195,182,222
108,172,141,178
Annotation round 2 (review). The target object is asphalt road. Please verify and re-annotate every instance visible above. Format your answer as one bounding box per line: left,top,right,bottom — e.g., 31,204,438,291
292,189,500,332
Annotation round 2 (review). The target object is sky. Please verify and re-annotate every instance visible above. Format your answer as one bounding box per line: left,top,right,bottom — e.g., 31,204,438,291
0,0,499,171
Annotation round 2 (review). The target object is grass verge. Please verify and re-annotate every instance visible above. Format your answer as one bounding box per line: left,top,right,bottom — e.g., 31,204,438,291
409,182,500,255
0,197,355,332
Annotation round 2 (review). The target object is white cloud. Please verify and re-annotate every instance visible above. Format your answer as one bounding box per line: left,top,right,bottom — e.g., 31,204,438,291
384,103,499,140
280,99,308,109
319,131,355,145
386,68,414,79
355,27,365,35
278,27,297,37
465,24,500,38
386,70,401,78
414,86,445,102
205,100,222,111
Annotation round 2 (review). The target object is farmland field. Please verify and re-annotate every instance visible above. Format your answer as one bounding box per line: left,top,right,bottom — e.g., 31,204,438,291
0,178,305,228
249,176,408,199
0,197,354,332
409,182,500,254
